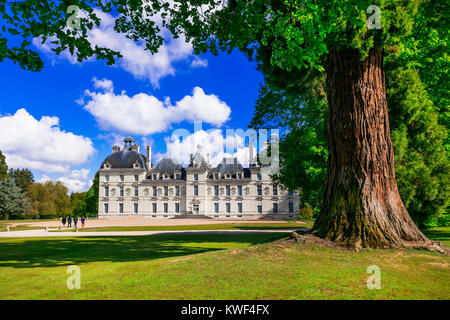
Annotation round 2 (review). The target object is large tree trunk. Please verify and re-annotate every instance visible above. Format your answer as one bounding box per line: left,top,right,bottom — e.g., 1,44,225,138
313,47,430,249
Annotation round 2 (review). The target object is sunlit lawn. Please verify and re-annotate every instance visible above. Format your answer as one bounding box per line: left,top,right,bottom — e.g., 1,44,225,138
0,227,448,300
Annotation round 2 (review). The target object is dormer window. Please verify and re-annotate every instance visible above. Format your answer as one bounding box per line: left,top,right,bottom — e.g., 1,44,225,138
214,173,219,179
238,173,242,179
133,160,141,169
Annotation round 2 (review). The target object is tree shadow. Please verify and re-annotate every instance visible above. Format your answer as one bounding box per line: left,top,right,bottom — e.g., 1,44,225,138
422,228,450,243
0,233,286,269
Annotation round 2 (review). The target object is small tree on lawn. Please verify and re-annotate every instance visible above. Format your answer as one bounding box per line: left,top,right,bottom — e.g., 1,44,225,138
0,178,30,219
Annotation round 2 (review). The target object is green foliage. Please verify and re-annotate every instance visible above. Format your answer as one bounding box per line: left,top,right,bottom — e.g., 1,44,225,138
386,67,449,227
85,171,98,217
70,191,87,216
299,206,314,220
27,181,71,218
0,178,30,219
0,150,8,180
8,168,34,193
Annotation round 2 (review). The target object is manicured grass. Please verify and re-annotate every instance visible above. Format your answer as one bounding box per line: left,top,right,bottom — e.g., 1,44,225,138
59,220,313,232
0,228,448,299
422,226,450,247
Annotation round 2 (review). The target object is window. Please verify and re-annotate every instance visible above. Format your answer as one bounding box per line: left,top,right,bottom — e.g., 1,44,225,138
175,202,180,213
104,186,109,197
105,175,109,182
153,174,157,180
164,186,168,196
226,202,231,213
134,203,138,213
134,187,138,197
273,202,278,213
119,203,124,213
214,202,219,213
152,203,157,213
238,173,242,179
194,174,198,181
104,203,109,214
257,201,262,213
120,175,124,182
273,184,278,196
175,186,180,196
164,203,168,213
289,200,294,213
257,184,262,196
175,173,180,179
288,190,294,196
134,175,139,182
119,186,124,197
238,185,242,196
214,185,219,196
152,186,157,196
226,185,230,196
237,202,242,213
194,185,198,196
257,173,262,180
214,173,219,179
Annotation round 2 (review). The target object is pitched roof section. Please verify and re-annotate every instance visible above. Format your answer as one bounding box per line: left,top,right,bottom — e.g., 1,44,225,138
150,158,183,176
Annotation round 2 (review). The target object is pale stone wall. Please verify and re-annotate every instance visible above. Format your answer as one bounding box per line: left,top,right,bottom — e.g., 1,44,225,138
98,165,299,219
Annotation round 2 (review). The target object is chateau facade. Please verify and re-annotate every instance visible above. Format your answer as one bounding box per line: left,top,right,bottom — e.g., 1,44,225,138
98,137,299,219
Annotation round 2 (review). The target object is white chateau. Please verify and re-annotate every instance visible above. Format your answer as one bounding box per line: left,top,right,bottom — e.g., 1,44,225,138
98,137,299,219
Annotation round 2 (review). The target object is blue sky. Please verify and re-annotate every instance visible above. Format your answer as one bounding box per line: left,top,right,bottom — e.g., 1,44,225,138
0,14,266,193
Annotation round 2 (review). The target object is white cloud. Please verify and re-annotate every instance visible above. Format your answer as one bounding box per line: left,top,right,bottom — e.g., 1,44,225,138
190,56,208,68
57,176,90,193
0,109,95,173
82,80,231,135
69,168,91,180
38,174,90,194
33,9,203,87
160,129,256,167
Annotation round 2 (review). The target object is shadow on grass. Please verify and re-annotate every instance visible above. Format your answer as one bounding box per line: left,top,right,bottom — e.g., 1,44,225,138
0,233,287,269
422,228,450,243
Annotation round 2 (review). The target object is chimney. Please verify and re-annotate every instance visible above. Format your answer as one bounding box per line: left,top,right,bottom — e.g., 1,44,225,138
206,153,210,167
248,142,254,167
146,145,152,169
112,145,120,153
131,144,139,152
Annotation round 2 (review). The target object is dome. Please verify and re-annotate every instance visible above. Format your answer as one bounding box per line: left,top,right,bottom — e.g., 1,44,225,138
100,137,148,170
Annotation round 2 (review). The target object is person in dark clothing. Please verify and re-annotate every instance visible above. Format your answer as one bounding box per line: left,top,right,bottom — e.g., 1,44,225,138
62,216,66,227
81,216,86,228
67,216,72,228
74,216,78,228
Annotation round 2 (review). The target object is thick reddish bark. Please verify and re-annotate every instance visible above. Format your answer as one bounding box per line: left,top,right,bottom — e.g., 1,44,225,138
313,47,429,249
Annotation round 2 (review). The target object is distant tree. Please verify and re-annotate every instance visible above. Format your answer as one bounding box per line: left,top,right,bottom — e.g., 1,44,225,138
0,151,8,180
8,168,35,193
0,178,30,219
27,181,71,218
70,192,87,217
85,172,99,217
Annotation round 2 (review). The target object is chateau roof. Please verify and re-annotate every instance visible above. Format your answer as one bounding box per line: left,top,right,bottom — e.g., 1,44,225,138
150,158,183,176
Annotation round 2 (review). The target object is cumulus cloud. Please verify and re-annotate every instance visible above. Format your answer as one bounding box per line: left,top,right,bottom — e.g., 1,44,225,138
190,56,208,68
38,173,91,194
69,168,91,180
33,9,202,87
82,79,231,135
0,109,95,173
159,129,257,167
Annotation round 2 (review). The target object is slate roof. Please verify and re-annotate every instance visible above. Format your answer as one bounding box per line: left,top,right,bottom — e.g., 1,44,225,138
150,158,184,176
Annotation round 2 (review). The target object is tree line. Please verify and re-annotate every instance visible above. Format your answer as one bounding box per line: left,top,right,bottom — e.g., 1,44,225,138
0,151,98,220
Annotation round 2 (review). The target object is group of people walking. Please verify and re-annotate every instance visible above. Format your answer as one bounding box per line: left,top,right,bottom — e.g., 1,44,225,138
61,216,86,228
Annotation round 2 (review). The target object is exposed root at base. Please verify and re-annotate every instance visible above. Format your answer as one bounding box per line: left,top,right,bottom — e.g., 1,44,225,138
286,231,449,255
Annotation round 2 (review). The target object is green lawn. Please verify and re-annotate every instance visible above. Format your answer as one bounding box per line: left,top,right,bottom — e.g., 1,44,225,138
0,227,448,299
